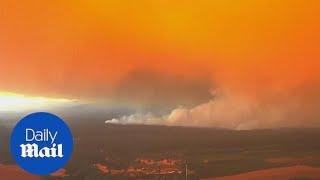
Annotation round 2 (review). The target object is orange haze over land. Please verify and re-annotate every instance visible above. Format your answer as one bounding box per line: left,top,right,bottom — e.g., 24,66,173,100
1,1,320,128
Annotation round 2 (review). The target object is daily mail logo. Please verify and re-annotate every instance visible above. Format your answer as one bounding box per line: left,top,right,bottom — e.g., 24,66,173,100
20,128,63,158
10,112,73,175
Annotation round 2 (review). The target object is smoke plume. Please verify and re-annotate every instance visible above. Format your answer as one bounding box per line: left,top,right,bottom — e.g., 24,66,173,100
106,81,320,130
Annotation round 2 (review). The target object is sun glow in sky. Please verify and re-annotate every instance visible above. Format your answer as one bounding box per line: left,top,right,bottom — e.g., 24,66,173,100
0,92,75,112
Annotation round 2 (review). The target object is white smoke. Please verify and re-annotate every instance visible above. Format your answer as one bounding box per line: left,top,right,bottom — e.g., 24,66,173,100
106,94,277,129
105,112,164,125
106,85,320,130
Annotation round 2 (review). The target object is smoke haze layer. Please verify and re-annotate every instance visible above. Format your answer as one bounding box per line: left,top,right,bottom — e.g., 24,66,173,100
107,79,320,129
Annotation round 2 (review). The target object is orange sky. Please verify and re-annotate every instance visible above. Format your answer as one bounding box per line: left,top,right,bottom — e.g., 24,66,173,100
1,0,320,108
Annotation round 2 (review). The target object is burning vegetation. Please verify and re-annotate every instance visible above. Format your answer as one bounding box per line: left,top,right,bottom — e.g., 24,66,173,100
93,157,184,178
